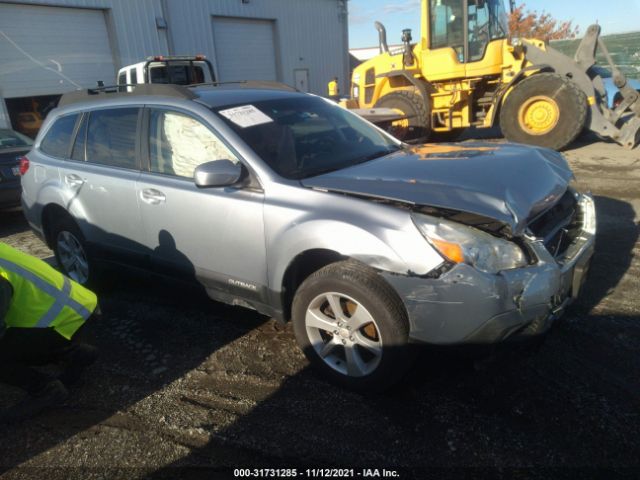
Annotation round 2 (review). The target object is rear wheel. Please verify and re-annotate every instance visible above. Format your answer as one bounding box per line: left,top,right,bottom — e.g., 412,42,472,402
51,216,93,286
292,261,412,392
374,91,431,143
500,73,587,150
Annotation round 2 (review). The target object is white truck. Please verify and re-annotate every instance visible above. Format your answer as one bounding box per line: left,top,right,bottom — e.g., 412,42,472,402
117,55,216,92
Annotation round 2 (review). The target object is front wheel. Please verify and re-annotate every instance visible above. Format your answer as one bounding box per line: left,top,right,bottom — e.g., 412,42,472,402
292,261,412,392
374,91,431,143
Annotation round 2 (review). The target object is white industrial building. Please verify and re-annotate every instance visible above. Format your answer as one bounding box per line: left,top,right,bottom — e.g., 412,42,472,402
0,0,349,131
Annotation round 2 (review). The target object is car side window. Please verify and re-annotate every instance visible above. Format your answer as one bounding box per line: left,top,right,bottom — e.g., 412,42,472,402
40,114,79,158
71,113,88,161
149,109,238,179
86,108,139,169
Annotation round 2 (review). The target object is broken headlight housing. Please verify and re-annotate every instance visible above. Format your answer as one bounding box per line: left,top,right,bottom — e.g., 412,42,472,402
411,213,527,274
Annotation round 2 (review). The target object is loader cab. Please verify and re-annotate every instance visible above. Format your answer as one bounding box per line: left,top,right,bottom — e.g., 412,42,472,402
422,0,508,78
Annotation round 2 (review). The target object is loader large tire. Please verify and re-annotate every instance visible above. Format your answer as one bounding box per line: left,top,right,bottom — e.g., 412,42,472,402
374,91,431,143
500,73,587,150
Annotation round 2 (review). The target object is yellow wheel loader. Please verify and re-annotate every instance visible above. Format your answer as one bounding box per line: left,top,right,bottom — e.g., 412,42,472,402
350,0,640,150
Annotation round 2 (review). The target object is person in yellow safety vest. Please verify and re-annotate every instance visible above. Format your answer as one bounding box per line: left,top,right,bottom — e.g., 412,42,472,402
327,77,340,101
0,242,100,423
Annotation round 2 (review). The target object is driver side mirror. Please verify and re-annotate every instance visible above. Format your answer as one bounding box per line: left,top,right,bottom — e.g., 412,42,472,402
194,160,244,188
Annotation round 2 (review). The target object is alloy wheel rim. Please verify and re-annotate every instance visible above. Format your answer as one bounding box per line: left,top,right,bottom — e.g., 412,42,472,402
305,292,383,377
57,231,89,284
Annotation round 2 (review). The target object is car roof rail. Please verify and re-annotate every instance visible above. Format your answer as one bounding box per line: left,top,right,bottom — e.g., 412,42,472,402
187,80,298,92
58,83,197,107
58,80,298,108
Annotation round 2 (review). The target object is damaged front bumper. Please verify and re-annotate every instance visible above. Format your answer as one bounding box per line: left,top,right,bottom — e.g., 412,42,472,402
383,194,596,345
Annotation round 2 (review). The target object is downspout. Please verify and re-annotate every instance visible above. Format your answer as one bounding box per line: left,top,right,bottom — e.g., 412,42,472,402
339,0,349,95
160,0,175,55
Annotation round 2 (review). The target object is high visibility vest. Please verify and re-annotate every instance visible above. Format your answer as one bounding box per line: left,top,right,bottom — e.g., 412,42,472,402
328,80,339,97
0,243,97,340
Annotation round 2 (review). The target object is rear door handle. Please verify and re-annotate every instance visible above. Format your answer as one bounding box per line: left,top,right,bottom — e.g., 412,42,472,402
64,174,85,188
140,188,166,205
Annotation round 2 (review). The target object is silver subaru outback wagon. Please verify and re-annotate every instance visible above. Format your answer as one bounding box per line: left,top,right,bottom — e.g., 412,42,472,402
21,83,596,391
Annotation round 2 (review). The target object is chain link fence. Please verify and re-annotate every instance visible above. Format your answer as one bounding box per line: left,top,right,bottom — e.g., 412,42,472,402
552,31,640,80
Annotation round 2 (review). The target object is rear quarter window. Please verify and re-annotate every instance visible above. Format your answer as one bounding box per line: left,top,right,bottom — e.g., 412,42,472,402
86,108,139,169
39,114,79,158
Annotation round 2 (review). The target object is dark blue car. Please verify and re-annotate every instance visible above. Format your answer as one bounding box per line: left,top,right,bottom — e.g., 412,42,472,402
592,65,640,108
0,128,32,209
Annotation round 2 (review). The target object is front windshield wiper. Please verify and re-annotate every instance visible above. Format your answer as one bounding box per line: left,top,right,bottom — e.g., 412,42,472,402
301,145,402,179
357,145,402,163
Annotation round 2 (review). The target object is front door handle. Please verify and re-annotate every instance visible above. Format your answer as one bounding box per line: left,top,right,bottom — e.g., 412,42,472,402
64,173,85,188
140,188,166,205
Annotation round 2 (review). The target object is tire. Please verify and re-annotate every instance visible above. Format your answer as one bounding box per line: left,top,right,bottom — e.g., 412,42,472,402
374,91,431,143
292,261,412,392
500,73,587,151
51,215,95,286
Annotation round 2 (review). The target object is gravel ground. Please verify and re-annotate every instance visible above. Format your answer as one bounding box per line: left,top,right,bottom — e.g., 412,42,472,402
0,135,638,479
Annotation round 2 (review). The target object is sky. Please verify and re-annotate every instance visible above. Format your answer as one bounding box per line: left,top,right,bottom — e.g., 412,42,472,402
348,0,640,48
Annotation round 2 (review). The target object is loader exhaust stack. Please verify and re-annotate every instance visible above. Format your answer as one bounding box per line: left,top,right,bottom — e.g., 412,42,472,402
375,21,389,54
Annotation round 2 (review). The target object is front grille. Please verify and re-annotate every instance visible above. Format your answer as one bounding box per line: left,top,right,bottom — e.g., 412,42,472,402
528,190,581,259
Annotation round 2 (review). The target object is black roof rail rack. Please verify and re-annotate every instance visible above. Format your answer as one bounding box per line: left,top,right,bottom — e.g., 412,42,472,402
187,80,298,92
58,83,197,107
58,80,298,108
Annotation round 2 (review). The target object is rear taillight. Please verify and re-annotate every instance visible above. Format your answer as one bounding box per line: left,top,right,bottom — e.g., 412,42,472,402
613,94,623,109
19,156,30,175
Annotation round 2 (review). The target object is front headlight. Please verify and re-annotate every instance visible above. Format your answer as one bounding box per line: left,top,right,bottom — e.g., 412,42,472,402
411,213,527,274
579,194,596,235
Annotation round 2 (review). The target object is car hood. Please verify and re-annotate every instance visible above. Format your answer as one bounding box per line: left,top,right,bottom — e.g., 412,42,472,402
301,142,574,236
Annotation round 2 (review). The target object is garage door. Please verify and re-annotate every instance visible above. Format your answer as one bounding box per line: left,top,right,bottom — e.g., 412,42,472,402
212,17,278,83
0,3,116,98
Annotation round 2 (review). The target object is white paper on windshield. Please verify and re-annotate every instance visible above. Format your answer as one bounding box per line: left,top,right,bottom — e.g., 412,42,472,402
218,105,273,128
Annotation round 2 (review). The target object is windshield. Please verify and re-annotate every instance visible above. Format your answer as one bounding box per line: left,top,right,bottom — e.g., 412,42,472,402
0,129,33,149
430,0,465,55
488,0,509,40
430,0,508,62
149,64,207,85
468,0,508,61
213,96,401,180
